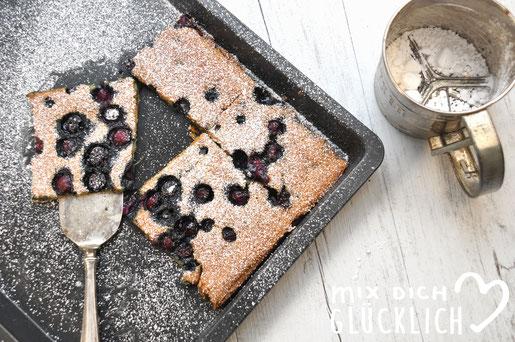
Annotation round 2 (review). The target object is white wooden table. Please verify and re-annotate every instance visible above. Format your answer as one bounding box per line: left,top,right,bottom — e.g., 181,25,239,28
217,1,515,341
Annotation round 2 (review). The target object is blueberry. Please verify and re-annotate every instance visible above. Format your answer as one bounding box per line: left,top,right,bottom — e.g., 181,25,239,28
227,184,249,206
109,127,132,147
192,184,214,204
57,138,79,158
158,176,181,198
199,146,208,155
85,145,108,166
175,243,193,259
144,191,161,211
176,216,198,237
44,97,55,108
236,115,246,124
91,85,114,103
183,258,199,271
200,219,214,232
122,193,139,216
184,223,198,237
101,105,123,123
247,155,269,183
52,169,74,195
253,166,270,184
175,14,193,28
264,142,284,162
247,155,265,170
97,89,112,102
174,98,190,116
160,234,175,251
232,150,248,170
222,227,236,242
268,120,285,136
174,14,203,36
61,113,85,134
34,136,43,154
204,87,219,102
253,87,279,105
121,163,135,190
268,187,291,208
85,171,107,192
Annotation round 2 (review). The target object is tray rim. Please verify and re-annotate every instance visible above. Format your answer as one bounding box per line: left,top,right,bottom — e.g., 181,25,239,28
177,0,385,341
0,288,53,341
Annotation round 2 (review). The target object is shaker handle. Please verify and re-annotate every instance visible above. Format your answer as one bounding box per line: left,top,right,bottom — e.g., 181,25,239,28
429,110,504,198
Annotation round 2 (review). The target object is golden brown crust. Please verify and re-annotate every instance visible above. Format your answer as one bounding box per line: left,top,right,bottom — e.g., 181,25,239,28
29,78,138,201
272,116,347,219
209,97,347,221
131,26,255,130
132,134,293,308
191,182,292,308
130,21,347,310
133,136,207,223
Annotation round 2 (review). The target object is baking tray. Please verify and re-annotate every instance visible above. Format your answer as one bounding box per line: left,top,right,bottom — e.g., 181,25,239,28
0,0,384,341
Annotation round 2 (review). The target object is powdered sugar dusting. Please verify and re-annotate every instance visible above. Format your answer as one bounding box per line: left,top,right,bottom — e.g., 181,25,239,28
0,0,357,340
0,0,221,340
386,27,492,112
29,78,137,199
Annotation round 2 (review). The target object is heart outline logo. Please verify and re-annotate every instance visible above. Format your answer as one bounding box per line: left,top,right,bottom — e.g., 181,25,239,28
454,272,509,333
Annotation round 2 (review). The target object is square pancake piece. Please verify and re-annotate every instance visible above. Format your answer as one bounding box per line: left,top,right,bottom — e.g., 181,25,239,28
28,77,138,201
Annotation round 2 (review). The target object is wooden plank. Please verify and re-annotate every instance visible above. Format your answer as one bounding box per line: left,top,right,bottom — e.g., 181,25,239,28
342,0,515,340
213,0,270,42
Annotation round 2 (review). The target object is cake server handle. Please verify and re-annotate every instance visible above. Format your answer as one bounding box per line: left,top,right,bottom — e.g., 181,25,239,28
429,110,504,197
81,248,100,342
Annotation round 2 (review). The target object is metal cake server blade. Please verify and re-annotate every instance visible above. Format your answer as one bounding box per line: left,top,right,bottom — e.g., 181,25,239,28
59,193,123,342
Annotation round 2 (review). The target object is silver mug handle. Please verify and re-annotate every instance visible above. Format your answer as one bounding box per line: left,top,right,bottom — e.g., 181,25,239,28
429,111,504,197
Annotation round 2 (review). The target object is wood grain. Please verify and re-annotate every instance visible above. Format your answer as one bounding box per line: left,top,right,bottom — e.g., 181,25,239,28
218,0,515,341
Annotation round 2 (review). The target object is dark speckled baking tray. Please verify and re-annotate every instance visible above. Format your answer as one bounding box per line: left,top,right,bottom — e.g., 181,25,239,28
0,0,383,341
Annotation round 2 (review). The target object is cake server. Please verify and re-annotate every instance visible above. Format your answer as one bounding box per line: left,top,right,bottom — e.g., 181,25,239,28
59,193,124,342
